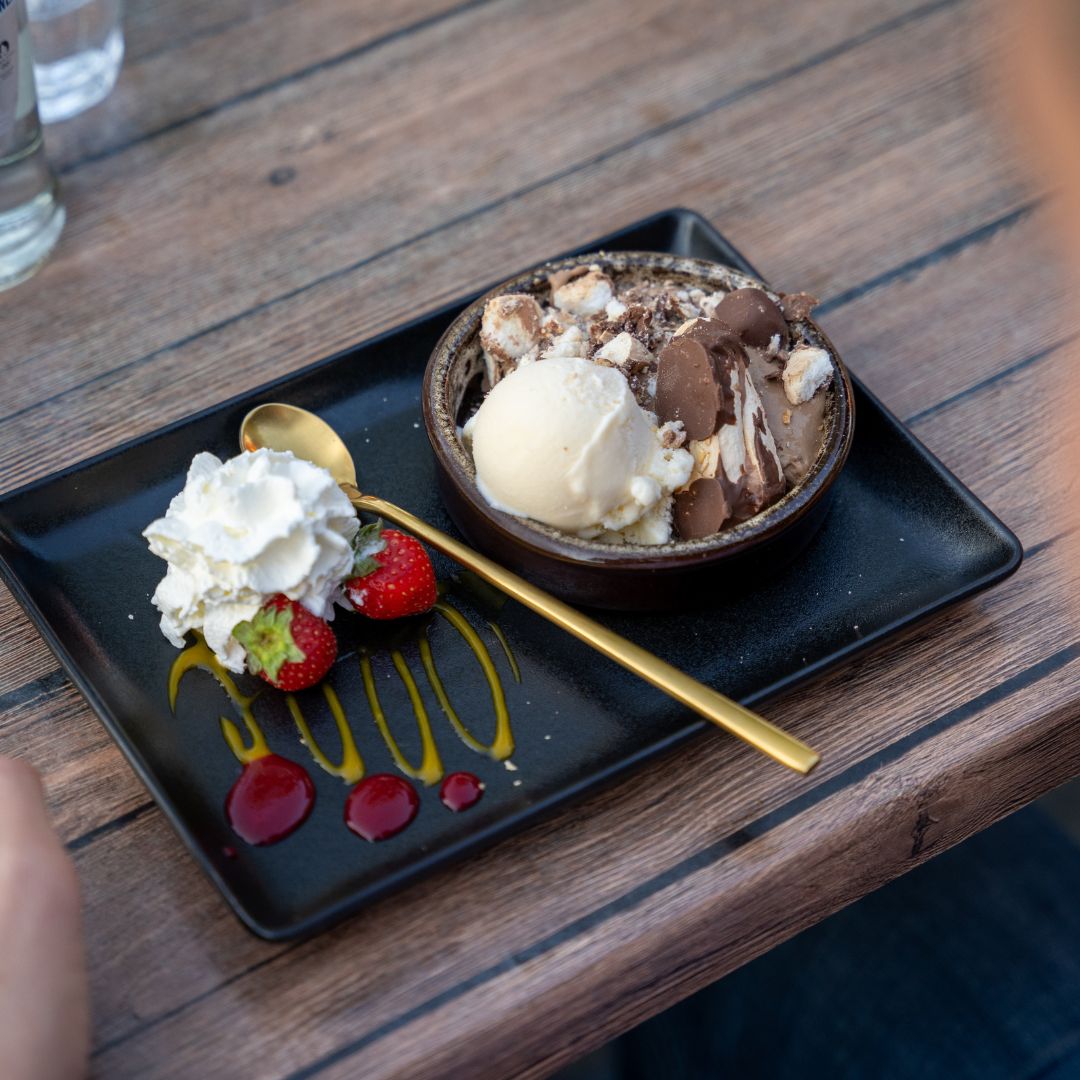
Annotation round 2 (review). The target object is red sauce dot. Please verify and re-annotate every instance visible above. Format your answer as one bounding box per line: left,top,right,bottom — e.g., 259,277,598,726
222,845,237,860
225,754,316,846
345,774,419,841
440,771,484,812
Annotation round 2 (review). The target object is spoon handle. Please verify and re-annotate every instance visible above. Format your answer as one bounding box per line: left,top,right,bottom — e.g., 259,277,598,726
348,488,819,775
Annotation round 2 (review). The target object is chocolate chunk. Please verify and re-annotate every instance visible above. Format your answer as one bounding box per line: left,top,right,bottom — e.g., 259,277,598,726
714,288,788,349
608,302,654,342
655,338,722,441
588,320,614,348
674,479,732,539
655,319,749,438
779,291,820,322
678,317,744,355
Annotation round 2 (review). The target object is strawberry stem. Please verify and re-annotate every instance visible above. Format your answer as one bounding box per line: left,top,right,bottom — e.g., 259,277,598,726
233,605,305,681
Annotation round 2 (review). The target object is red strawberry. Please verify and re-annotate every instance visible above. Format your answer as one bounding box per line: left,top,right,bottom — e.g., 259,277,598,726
345,520,437,620
232,594,337,691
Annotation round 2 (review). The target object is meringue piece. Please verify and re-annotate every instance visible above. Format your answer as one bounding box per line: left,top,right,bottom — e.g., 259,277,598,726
620,495,675,544
540,308,575,337
783,345,833,405
552,269,615,317
699,291,726,319
144,449,358,672
541,324,589,360
593,331,654,368
480,294,543,386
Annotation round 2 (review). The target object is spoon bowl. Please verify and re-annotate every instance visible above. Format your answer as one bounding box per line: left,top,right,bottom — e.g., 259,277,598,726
241,403,359,489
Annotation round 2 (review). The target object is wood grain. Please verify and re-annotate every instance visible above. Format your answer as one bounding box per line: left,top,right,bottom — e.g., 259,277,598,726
0,0,1002,458
43,0,479,172
0,0,1072,1075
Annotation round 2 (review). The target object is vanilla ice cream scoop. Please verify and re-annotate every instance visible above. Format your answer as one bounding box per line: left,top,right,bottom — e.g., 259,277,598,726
463,357,692,542
144,449,359,671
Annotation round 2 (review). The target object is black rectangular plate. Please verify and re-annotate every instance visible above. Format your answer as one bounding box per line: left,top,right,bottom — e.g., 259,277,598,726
0,210,1022,939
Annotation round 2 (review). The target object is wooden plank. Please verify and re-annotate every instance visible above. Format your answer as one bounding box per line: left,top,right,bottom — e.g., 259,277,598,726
43,0,476,171
0,0,1019,851
0,0,959,429
0,585,56,695
4,0,1019,851
820,208,1070,422
0,680,146,841
0,0,1026,494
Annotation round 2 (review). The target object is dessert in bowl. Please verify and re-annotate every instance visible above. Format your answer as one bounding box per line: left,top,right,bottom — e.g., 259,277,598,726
423,251,854,610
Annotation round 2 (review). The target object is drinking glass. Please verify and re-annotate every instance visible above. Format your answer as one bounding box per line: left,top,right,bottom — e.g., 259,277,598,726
25,0,122,123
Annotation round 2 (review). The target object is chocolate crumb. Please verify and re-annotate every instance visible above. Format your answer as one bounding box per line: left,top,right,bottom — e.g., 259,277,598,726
659,421,687,449
608,303,653,341
780,291,820,321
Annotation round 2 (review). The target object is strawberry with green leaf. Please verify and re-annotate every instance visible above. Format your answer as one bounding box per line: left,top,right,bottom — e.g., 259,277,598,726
345,520,437,620
233,594,337,691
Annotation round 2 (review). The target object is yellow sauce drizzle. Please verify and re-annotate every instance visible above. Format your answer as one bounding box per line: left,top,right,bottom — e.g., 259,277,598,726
487,621,522,683
219,713,270,765
418,602,514,761
359,650,444,786
167,599,518,780
285,684,365,784
168,637,269,764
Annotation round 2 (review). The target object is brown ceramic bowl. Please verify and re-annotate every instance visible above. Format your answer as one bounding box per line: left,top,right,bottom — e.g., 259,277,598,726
423,251,855,610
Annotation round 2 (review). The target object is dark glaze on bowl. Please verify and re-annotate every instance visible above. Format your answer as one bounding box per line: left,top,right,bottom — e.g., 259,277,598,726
423,251,855,610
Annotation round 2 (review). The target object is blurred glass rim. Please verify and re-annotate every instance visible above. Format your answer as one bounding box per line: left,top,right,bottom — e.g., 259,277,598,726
25,0,121,16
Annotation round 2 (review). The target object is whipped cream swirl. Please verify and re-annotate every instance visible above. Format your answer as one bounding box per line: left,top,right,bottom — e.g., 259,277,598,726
144,449,358,672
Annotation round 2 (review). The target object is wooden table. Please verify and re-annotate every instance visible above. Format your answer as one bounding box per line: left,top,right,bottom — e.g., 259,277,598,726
1,0,1074,1075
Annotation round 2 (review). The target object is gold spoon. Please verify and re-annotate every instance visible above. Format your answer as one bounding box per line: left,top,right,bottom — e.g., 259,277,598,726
240,403,820,774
